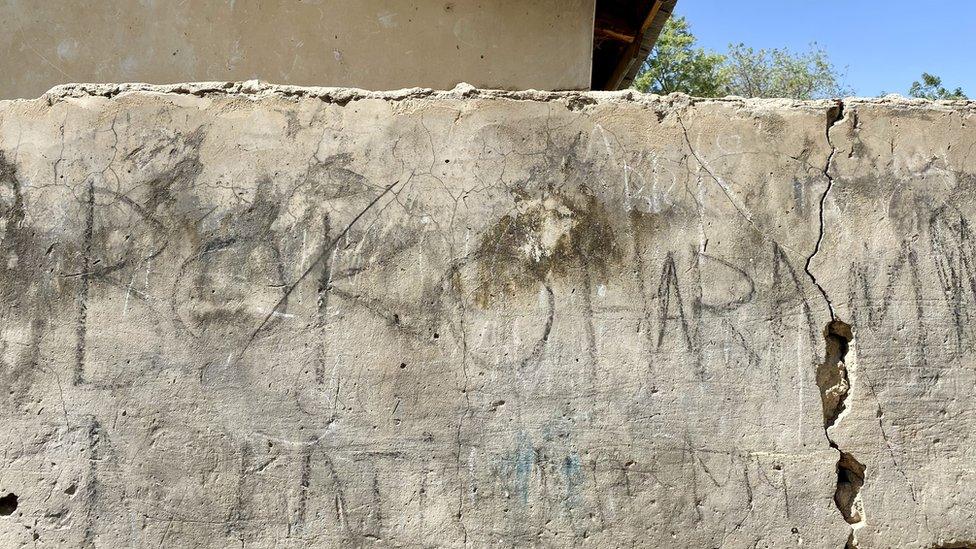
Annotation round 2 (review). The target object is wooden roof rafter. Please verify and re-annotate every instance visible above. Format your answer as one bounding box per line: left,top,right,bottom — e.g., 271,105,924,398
591,0,678,90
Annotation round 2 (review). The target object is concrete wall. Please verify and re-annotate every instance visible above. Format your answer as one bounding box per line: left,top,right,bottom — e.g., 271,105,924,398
0,82,974,548
0,0,595,99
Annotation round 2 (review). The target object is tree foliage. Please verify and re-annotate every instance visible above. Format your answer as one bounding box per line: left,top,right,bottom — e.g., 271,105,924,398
723,44,851,99
634,17,851,99
908,73,967,100
632,17,728,96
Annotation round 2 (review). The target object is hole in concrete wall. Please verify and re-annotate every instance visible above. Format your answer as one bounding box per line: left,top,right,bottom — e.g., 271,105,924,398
0,493,18,515
817,320,854,428
815,319,867,542
835,451,866,525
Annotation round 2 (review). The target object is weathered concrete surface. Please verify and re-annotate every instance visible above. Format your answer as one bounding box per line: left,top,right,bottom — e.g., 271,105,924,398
0,82,972,548
0,0,594,99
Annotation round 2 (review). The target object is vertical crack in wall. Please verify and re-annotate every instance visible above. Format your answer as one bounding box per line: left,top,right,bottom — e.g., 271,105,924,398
805,100,846,320
817,320,866,547
804,100,866,546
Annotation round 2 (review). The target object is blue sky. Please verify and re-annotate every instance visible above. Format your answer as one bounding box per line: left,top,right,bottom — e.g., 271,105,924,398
674,0,975,97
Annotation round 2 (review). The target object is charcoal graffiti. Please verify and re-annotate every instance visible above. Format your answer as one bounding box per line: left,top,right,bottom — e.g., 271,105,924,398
0,83,972,547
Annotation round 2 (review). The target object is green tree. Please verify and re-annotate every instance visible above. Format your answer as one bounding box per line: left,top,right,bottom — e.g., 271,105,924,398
908,73,967,100
633,18,851,99
632,17,729,96
723,43,851,99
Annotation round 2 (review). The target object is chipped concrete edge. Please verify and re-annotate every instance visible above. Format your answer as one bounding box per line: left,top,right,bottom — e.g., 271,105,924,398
31,81,826,112
2,80,972,113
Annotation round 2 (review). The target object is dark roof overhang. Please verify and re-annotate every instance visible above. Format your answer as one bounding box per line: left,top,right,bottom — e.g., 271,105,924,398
592,0,678,90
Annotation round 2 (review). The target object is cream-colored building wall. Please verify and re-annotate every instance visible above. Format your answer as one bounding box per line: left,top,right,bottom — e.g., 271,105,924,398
1,0,595,98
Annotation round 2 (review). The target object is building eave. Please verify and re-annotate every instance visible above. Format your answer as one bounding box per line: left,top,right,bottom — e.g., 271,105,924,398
592,0,678,90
